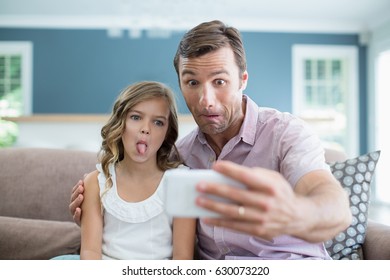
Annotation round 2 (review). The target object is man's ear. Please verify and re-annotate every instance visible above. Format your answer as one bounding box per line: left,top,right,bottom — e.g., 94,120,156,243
240,71,248,91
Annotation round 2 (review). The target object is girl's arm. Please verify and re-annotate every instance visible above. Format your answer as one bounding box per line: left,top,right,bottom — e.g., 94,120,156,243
80,170,103,260
172,218,197,260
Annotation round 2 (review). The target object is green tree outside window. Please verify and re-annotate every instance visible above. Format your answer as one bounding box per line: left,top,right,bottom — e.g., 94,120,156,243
0,54,23,147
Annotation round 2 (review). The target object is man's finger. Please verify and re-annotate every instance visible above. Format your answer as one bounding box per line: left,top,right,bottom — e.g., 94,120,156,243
71,180,82,193
70,185,84,203
73,208,82,227
213,161,277,194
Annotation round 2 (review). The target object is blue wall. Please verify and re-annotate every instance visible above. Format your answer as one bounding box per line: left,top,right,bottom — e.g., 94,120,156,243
0,28,367,151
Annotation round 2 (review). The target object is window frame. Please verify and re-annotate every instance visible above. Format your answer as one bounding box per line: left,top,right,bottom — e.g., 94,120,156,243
292,44,359,156
0,41,33,116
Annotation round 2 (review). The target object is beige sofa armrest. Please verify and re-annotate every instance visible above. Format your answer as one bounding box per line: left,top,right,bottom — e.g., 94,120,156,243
362,220,390,260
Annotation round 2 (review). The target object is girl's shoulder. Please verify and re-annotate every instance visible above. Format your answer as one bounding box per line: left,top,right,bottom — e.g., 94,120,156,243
84,169,99,181
84,169,100,187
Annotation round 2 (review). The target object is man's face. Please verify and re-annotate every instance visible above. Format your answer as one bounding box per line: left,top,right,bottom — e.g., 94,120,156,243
178,47,248,136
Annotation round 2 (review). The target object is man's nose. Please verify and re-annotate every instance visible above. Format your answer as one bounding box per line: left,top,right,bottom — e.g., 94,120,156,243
199,85,215,108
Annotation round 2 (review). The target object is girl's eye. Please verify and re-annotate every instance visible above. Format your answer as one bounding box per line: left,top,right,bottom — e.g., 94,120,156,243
154,120,164,127
130,115,140,121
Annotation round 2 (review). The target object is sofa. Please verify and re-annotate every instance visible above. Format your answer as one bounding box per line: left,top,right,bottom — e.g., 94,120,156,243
0,147,389,260
0,147,97,259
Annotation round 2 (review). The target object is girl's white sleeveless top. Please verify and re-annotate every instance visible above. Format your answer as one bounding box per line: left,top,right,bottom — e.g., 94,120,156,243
97,163,173,260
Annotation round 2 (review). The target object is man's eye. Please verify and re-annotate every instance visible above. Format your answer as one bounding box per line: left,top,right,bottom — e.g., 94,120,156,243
188,80,198,86
215,79,226,86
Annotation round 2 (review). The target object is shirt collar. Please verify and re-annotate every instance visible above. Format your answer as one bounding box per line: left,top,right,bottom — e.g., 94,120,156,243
239,95,258,146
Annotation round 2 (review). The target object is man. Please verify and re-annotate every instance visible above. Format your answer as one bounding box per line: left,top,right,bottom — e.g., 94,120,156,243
70,20,351,259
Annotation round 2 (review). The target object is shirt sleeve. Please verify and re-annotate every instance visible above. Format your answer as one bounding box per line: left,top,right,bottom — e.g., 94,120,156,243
275,113,330,188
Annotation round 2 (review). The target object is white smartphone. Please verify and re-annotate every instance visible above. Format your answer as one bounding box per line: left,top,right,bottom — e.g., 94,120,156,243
163,169,246,217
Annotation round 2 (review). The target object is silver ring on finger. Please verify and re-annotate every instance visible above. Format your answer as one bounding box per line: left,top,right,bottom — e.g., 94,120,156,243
238,206,245,217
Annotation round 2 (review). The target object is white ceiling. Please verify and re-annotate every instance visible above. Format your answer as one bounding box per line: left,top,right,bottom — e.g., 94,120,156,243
1,0,390,33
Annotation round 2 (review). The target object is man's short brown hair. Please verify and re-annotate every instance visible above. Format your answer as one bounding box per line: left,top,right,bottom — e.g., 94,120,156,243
173,20,247,77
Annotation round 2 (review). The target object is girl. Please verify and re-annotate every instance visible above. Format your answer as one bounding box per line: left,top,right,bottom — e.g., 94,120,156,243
80,81,196,260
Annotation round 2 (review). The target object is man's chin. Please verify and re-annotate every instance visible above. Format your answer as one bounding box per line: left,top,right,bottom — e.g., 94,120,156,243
199,124,226,135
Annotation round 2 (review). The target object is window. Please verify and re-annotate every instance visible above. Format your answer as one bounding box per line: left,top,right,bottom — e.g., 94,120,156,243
374,50,390,203
0,41,32,147
292,45,359,156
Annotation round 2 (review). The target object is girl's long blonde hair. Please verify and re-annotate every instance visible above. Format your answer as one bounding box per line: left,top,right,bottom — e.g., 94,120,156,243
99,81,182,194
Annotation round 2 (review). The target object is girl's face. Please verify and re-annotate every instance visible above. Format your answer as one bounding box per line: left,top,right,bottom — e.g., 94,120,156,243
122,97,170,164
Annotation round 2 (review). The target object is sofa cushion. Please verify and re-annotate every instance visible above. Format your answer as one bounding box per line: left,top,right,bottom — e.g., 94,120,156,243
0,148,97,222
324,150,381,260
363,220,390,260
0,216,80,260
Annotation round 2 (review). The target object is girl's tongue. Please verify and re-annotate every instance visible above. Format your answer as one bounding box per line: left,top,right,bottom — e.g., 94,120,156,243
136,143,147,155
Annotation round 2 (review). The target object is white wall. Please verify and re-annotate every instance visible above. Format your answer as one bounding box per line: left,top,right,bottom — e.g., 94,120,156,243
13,115,197,152
368,18,390,203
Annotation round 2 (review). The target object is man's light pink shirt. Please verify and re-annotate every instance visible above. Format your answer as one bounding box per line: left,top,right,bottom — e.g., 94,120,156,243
176,95,332,260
